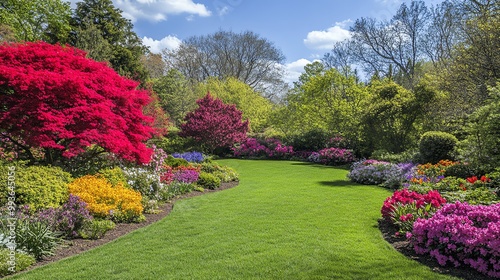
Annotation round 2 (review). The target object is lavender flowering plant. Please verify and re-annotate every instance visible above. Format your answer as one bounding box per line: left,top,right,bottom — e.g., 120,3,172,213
172,151,204,163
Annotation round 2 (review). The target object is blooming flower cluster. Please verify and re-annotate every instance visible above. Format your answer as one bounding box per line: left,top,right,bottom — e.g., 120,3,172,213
172,151,204,163
317,147,355,165
381,188,446,221
15,195,93,238
348,160,393,185
38,194,93,238
172,166,200,184
410,202,500,278
416,160,459,178
69,175,144,222
232,138,293,159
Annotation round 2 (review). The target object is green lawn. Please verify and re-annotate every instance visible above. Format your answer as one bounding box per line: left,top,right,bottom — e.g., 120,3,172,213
11,160,457,279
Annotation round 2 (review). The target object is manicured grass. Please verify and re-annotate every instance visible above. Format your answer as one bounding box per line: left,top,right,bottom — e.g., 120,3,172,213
11,160,457,279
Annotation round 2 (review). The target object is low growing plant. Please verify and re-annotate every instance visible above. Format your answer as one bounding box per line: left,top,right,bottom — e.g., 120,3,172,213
15,220,60,260
0,248,35,276
197,172,221,190
78,219,116,240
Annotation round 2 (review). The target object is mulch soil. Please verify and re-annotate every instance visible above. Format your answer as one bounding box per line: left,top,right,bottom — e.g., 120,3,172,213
22,181,239,272
378,219,495,280
15,183,495,279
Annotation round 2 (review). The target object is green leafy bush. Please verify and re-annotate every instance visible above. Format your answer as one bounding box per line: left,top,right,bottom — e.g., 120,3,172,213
419,131,458,164
197,172,221,190
287,129,331,151
164,155,189,168
370,149,419,163
0,165,72,211
0,248,35,277
79,219,116,240
443,162,481,179
459,85,500,172
442,187,499,205
98,167,130,188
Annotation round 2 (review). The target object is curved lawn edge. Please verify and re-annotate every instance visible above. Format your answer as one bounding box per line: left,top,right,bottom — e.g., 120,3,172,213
10,160,458,280
12,181,239,276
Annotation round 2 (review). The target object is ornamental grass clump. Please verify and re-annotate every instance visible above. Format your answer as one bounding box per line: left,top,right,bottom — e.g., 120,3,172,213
69,175,144,222
409,202,500,278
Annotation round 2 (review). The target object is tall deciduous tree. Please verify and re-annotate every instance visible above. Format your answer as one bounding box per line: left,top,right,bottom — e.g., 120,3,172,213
71,0,148,82
0,0,71,43
152,69,198,126
0,42,156,165
180,93,249,154
164,30,285,96
350,1,430,88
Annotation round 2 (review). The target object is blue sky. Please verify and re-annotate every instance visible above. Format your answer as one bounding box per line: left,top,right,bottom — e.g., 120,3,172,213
71,0,443,83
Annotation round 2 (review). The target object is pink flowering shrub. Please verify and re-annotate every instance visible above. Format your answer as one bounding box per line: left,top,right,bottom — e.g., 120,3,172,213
233,138,269,158
409,202,500,278
233,138,293,159
317,147,355,165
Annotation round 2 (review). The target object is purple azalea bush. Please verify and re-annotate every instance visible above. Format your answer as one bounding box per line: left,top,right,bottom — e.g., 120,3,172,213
409,202,500,278
173,169,200,184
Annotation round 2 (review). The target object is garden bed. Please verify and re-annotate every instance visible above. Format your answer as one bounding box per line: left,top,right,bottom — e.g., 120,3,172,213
24,181,238,272
379,219,493,280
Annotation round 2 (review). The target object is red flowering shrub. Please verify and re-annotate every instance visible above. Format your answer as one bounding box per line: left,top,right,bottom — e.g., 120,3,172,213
381,189,446,220
180,93,248,153
0,42,156,165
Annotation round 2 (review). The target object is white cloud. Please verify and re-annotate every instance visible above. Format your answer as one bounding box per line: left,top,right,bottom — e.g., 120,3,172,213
110,0,211,22
142,35,182,53
217,6,230,17
304,20,352,50
283,58,320,84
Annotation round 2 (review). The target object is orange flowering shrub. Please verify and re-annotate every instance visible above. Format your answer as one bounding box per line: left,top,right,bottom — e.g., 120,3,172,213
69,175,144,222
416,160,459,178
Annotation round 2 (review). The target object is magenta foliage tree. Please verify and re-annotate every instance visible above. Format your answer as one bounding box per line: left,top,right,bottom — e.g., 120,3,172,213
0,42,156,165
180,93,248,153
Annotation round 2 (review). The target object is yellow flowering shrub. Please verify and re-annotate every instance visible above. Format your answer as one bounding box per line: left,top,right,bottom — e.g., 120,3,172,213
69,175,144,222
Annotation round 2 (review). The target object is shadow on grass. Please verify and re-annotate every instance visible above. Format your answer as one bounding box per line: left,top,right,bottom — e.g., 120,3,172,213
318,180,355,187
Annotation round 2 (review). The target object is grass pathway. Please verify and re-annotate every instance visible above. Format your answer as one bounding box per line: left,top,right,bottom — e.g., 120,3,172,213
12,160,456,279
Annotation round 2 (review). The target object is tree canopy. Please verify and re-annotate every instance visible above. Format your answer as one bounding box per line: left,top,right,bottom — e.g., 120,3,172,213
0,42,156,165
164,30,285,95
0,0,71,43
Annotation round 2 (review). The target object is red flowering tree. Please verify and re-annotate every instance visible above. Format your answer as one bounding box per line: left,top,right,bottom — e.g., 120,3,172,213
180,93,248,153
0,42,157,165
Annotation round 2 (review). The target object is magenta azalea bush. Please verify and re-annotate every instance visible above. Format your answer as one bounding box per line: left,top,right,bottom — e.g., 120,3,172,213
409,202,500,278
233,138,293,159
317,147,355,165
